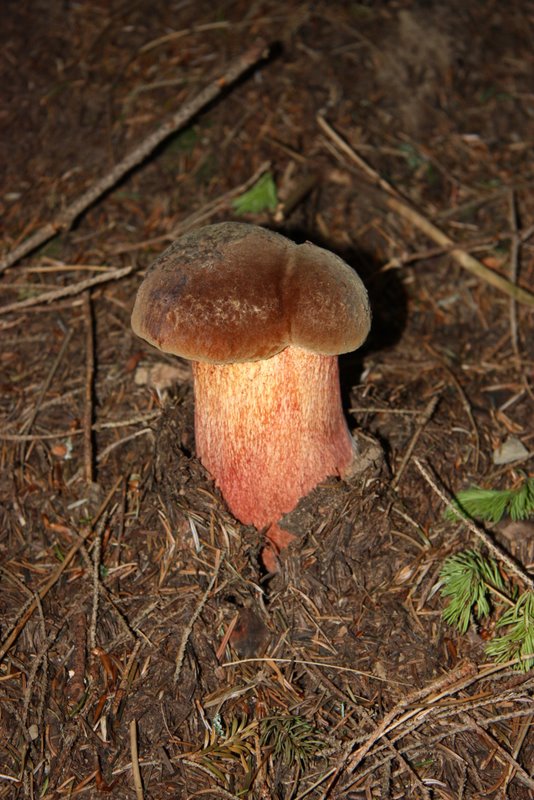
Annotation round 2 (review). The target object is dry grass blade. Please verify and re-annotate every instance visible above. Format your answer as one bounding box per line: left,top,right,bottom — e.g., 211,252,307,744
221,657,394,683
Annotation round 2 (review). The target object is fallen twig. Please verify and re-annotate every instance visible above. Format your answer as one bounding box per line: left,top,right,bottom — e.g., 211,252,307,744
89,523,102,653
391,394,440,489
0,481,120,664
130,719,144,800
0,265,133,314
0,523,95,663
0,41,270,272
19,329,73,437
174,550,224,683
0,410,161,440
83,291,95,483
318,115,534,308
321,657,534,797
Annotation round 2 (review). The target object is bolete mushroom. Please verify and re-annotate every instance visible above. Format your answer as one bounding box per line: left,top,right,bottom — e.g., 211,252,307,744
131,222,370,543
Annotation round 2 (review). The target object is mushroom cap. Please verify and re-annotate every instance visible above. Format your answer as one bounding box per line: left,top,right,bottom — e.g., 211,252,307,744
131,222,371,363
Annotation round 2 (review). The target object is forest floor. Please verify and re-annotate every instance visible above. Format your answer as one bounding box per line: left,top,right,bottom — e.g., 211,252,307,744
1,1,533,798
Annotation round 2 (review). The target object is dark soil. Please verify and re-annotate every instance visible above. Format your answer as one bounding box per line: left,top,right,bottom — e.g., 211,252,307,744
1,2,533,798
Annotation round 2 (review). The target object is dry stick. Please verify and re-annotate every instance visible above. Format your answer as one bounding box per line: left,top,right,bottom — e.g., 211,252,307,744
341,708,534,794
424,341,481,470
112,640,142,717
89,523,102,653
174,550,224,683
508,190,521,359
74,539,137,644
318,661,476,797
344,657,534,781
0,524,95,663
344,663,475,770
354,681,534,782
274,173,319,223
130,719,144,800
0,410,161,440
0,265,133,315
0,41,270,274
502,710,533,795
83,291,95,483
317,115,534,308
386,193,534,308
0,480,120,663
391,394,440,490
20,328,73,436
414,458,534,591
381,236,503,271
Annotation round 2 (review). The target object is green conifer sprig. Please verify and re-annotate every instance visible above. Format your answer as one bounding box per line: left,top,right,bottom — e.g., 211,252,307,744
439,474,534,670
439,550,507,634
439,550,534,669
260,714,324,769
485,591,534,672
445,477,534,523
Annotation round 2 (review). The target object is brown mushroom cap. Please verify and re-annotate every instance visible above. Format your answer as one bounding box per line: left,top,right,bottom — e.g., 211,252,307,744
131,222,371,363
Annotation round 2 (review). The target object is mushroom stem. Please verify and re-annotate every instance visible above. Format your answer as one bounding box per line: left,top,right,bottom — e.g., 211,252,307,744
192,346,354,529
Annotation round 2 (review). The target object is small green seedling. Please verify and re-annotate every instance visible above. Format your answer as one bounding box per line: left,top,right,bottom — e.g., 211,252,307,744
232,172,278,215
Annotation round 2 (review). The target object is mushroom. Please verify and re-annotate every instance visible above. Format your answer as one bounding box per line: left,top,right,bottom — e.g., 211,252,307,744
131,222,370,546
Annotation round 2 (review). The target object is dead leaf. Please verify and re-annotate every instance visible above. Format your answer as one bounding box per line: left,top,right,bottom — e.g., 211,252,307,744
135,361,191,391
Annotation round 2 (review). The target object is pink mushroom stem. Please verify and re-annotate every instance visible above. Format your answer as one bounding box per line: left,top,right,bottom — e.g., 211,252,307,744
192,345,354,529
